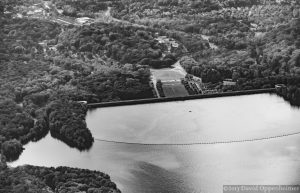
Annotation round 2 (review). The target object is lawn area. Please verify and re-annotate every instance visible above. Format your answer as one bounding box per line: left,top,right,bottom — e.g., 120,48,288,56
150,69,186,81
162,82,189,97
150,63,189,97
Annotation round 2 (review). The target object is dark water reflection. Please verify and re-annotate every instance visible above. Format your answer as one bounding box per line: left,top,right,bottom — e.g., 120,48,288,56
10,94,300,193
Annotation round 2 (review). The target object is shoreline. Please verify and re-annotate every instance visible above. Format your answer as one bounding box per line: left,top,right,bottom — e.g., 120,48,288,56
88,88,276,108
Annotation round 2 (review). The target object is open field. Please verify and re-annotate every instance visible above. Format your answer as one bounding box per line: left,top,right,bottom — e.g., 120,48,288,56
150,62,187,82
151,69,185,82
162,82,189,97
150,62,189,97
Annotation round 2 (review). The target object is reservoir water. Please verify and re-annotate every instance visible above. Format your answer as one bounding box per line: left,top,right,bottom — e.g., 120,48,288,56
10,94,300,193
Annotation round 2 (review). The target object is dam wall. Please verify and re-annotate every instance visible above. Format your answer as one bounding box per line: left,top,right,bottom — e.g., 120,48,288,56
87,88,276,108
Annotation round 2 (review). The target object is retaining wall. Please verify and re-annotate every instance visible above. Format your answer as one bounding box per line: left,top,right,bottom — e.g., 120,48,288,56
87,88,276,108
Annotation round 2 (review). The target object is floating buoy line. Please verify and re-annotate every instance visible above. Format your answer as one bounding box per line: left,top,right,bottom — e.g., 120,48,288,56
94,131,300,146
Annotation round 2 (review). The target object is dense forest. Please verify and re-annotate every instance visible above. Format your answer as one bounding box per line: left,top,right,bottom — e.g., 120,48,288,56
47,100,94,150
109,0,300,101
0,1,159,162
0,162,120,193
1,0,300,162
1,0,300,191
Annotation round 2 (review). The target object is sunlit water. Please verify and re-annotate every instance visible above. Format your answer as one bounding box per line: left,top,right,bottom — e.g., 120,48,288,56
10,94,300,193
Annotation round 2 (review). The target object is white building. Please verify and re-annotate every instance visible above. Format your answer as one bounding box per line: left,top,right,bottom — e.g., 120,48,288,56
223,79,236,86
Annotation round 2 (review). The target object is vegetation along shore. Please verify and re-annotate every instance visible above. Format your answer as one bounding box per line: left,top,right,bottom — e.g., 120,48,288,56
1,0,300,192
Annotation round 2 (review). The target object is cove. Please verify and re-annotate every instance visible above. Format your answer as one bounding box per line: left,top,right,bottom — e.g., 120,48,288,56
10,94,300,193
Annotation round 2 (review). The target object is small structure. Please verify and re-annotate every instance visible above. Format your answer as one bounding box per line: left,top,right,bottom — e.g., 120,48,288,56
204,89,218,94
77,101,88,104
275,84,287,93
76,17,94,25
223,79,236,86
156,36,179,51
15,13,23,18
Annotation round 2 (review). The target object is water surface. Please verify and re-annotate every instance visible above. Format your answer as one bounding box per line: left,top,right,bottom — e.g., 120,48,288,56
11,94,300,193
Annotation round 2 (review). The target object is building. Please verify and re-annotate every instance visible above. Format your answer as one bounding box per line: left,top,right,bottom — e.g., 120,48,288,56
77,101,88,104
76,17,94,25
275,84,287,93
223,79,236,86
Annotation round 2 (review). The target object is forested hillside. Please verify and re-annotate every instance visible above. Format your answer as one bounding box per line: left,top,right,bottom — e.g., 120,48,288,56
0,0,158,163
1,0,300,163
1,0,300,192
109,0,300,102
0,0,158,190
0,162,120,193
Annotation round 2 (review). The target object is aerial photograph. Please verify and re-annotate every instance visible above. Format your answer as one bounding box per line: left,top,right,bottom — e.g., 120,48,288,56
0,0,300,192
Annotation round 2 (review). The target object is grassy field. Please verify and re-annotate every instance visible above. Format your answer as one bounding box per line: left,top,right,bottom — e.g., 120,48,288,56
150,63,188,97
162,82,189,97
150,68,186,82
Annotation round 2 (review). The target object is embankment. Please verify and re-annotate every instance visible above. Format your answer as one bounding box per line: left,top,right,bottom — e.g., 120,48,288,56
88,88,276,108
